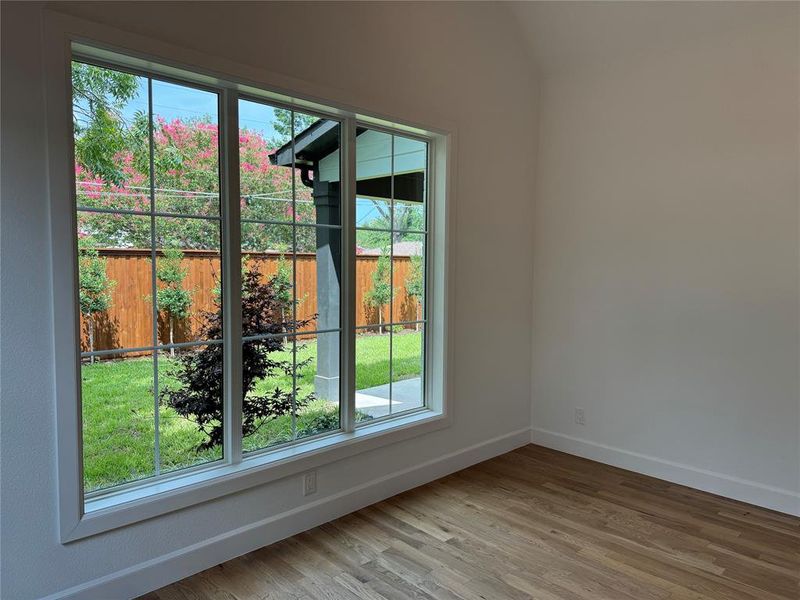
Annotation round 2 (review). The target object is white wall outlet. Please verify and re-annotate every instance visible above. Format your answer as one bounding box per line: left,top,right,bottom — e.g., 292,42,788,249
302,470,317,496
574,408,586,425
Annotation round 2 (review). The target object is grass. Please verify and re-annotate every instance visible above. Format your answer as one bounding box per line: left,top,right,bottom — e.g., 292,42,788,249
81,330,422,492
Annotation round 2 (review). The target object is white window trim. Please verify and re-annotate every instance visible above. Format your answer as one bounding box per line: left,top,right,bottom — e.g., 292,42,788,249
44,11,455,543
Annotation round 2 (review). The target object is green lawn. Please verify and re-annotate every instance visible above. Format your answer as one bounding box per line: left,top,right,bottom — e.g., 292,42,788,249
82,330,422,492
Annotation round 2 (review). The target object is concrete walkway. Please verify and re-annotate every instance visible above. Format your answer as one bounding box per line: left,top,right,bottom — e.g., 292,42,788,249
355,377,423,419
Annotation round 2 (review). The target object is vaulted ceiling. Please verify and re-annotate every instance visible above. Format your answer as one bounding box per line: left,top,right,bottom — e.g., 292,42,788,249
506,1,797,74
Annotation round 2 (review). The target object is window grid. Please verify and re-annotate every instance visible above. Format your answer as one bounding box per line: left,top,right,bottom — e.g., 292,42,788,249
354,225,426,235
75,66,225,489
240,218,341,230
80,339,223,359
354,131,428,420
354,320,425,332
242,327,341,344
148,77,161,475
75,205,222,221
290,111,298,441
238,102,345,455
388,134,395,415
73,58,431,498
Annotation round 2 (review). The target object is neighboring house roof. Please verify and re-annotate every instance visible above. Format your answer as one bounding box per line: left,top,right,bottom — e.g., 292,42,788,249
358,241,423,257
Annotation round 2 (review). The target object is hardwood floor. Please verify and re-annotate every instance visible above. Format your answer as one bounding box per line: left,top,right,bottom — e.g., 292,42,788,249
140,445,800,600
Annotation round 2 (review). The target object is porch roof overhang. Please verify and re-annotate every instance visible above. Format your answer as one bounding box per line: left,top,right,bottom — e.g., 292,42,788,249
269,122,424,203
269,119,348,170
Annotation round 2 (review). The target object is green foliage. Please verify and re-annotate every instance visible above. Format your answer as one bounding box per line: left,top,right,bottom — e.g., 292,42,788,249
81,333,418,490
71,62,139,112
273,252,293,310
77,114,317,251
356,228,386,249
72,62,139,184
161,267,311,450
155,248,193,320
356,201,424,248
406,255,424,300
364,250,394,311
78,237,115,316
72,63,325,253
270,109,318,147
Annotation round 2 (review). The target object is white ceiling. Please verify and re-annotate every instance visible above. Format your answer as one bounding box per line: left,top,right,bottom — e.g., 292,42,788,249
507,1,798,74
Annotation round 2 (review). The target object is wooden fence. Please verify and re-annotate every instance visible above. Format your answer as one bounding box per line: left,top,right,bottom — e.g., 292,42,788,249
81,249,421,354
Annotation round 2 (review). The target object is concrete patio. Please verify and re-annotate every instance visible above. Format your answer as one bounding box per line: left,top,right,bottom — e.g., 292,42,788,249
354,376,423,419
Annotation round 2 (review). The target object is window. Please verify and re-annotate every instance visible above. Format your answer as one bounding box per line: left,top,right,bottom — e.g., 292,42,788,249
236,99,344,453
354,130,427,418
75,65,225,494
59,45,446,533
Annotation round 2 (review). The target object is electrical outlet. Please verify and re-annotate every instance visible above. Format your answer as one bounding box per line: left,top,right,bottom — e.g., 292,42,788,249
574,408,585,426
302,470,317,496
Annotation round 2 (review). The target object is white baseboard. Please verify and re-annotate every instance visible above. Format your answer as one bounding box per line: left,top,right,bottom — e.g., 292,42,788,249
530,427,800,517
45,428,531,600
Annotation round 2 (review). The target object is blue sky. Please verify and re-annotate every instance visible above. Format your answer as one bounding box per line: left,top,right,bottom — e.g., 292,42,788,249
119,77,277,139
111,76,391,225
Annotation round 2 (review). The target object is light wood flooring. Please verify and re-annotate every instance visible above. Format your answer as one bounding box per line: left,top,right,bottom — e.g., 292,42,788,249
140,444,800,600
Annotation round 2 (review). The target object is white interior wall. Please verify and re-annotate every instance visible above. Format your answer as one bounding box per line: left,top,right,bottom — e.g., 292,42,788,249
0,2,538,598
527,3,800,514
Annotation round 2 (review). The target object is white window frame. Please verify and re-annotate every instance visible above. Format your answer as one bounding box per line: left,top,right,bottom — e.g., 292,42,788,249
45,12,453,543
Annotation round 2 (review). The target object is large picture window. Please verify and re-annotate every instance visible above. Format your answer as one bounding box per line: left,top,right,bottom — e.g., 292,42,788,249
69,55,436,504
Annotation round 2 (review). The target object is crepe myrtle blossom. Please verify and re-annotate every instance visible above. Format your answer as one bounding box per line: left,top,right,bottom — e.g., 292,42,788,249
76,117,317,251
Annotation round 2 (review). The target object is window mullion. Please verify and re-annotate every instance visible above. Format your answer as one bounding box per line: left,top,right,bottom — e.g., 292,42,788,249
290,111,298,442
147,77,161,476
388,134,395,416
221,89,243,463
340,117,357,432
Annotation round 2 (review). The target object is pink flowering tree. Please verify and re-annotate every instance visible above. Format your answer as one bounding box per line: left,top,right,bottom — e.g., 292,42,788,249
76,116,317,252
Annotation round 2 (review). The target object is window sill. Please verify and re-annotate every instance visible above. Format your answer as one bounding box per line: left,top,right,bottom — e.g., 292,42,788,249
64,409,448,543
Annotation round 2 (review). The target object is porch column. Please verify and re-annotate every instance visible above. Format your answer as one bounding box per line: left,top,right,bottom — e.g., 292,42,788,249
312,179,341,402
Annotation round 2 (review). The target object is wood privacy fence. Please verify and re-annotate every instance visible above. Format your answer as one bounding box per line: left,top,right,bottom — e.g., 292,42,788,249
81,249,421,354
